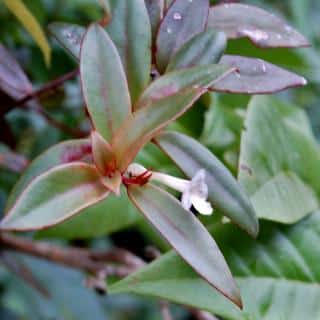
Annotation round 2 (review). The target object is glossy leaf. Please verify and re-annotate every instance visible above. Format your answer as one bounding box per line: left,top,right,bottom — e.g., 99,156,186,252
112,64,232,171
6,139,91,211
106,0,151,103
156,0,209,72
155,131,258,237
239,95,320,223
48,22,85,60
0,44,33,100
145,0,164,38
80,24,131,141
127,183,241,307
167,29,226,72
0,163,109,231
3,0,51,65
110,211,320,320
212,55,307,94
208,3,309,48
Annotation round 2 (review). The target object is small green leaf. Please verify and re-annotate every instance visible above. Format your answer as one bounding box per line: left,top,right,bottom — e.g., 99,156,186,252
212,55,307,94
112,64,232,171
3,0,51,66
155,131,258,237
80,24,131,142
0,163,109,231
208,3,309,48
106,0,151,103
239,95,320,223
48,22,85,60
156,0,209,72
167,29,226,72
127,183,242,307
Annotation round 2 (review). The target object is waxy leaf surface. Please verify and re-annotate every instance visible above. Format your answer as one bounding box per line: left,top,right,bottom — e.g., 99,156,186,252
127,183,241,307
156,0,209,72
167,29,226,71
208,3,309,48
113,64,232,170
239,95,320,223
80,24,131,141
155,131,258,237
212,55,307,94
106,0,151,103
1,163,109,231
110,211,320,320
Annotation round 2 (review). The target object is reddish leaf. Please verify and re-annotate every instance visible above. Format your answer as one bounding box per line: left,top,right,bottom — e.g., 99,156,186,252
156,0,209,72
208,3,309,48
212,55,307,94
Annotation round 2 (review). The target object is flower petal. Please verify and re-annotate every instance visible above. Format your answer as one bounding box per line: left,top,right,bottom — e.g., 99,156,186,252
181,190,192,211
190,169,208,198
191,195,213,215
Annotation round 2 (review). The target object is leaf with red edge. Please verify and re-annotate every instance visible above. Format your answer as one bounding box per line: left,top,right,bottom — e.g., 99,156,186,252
112,64,233,171
166,29,226,72
145,0,164,38
212,55,307,94
207,3,309,48
106,0,151,104
127,183,242,308
0,163,109,231
0,44,33,100
156,0,209,72
80,23,131,142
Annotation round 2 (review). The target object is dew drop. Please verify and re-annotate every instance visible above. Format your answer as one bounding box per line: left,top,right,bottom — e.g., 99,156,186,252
276,34,282,40
173,12,182,20
261,63,267,73
167,27,172,34
188,0,193,3
235,71,241,79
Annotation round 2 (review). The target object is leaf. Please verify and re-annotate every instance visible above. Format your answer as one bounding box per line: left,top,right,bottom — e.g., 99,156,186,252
0,44,33,100
166,29,226,72
110,211,320,320
239,95,320,223
80,24,131,142
155,131,258,237
127,183,241,307
156,0,209,72
112,64,233,171
48,22,85,60
106,0,151,103
6,139,91,211
212,55,307,94
0,163,109,231
207,3,309,48
3,0,51,65
145,0,164,38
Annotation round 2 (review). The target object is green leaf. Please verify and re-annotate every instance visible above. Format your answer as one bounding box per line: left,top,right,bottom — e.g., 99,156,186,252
106,0,151,103
6,139,91,211
156,0,209,72
0,163,109,231
0,44,33,100
110,211,320,320
167,29,226,72
48,22,85,60
208,3,309,48
155,131,258,237
212,55,307,94
80,24,131,142
112,64,232,171
145,0,164,38
239,95,320,223
127,183,241,307
3,0,51,66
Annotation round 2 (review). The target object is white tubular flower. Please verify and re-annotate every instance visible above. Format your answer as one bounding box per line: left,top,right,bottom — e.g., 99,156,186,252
125,164,213,215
